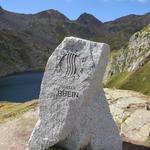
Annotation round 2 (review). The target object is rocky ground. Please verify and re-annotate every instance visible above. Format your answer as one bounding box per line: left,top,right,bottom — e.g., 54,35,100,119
0,88,150,150
105,88,150,148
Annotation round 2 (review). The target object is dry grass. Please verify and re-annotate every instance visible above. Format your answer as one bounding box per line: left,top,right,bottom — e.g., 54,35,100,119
0,100,38,123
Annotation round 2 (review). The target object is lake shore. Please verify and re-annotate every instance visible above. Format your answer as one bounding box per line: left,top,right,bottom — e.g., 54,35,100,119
0,72,43,102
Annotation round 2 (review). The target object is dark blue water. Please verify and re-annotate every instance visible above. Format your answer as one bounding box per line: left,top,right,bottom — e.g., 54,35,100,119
0,72,44,102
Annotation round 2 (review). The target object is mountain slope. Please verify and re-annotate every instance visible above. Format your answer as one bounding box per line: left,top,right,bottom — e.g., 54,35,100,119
105,25,150,95
104,13,150,49
0,7,150,77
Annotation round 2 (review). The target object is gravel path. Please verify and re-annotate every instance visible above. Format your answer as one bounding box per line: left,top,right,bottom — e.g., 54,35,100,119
0,109,38,150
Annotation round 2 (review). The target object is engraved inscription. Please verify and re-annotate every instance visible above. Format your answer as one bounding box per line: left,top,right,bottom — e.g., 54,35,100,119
57,90,79,98
54,85,79,98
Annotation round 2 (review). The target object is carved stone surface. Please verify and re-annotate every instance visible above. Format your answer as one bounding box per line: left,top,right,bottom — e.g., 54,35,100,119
28,37,122,150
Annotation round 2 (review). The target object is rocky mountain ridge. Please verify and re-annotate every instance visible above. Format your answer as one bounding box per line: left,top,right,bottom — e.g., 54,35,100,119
0,7,150,77
106,25,150,76
105,24,150,95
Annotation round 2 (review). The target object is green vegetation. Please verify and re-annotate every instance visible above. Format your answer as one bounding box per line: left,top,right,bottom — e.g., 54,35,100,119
105,24,150,96
105,60,150,96
120,60,150,95
55,22,67,43
105,72,131,89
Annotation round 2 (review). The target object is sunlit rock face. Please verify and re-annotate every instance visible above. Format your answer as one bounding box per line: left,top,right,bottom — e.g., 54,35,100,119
28,37,122,150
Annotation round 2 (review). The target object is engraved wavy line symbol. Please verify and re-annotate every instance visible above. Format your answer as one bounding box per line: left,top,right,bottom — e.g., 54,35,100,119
66,53,77,77
56,52,78,77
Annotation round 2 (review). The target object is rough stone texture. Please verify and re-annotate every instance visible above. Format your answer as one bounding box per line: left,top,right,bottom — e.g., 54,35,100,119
28,37,122,150
121,109,150,147
105,24,150,80
105,88,150,147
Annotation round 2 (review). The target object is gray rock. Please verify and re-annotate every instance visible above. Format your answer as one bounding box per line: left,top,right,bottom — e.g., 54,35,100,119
105,88,150,147
28,37,122,150
105,25,150,81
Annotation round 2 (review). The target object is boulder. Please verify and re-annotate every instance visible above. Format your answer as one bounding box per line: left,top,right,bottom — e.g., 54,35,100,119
28,37,122,150
105,88,150,147
121,109,150,147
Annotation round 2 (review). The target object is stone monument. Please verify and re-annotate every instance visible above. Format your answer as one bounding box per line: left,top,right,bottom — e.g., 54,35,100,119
28,37,122,150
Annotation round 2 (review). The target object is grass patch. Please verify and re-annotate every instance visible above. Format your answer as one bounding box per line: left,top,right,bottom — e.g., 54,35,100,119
105,60,150,96
105,71,132,89
0,101,38,123
120,60,150,95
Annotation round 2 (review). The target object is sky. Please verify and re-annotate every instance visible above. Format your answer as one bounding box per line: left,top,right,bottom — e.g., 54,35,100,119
0,0,150,22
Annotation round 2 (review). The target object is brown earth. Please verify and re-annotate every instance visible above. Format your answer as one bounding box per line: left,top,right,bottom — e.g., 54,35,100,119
0,89,150,150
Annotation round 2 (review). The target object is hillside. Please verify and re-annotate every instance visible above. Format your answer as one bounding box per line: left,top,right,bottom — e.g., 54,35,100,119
0,7,150,77
0,89,150,150
105,24,150,95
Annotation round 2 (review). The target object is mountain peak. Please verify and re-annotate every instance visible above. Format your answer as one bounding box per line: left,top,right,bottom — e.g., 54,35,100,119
0,6,5,14
145,12,150,16
45,9,63,15
77,13,103,25
36,9,69,21
0,6,3,11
